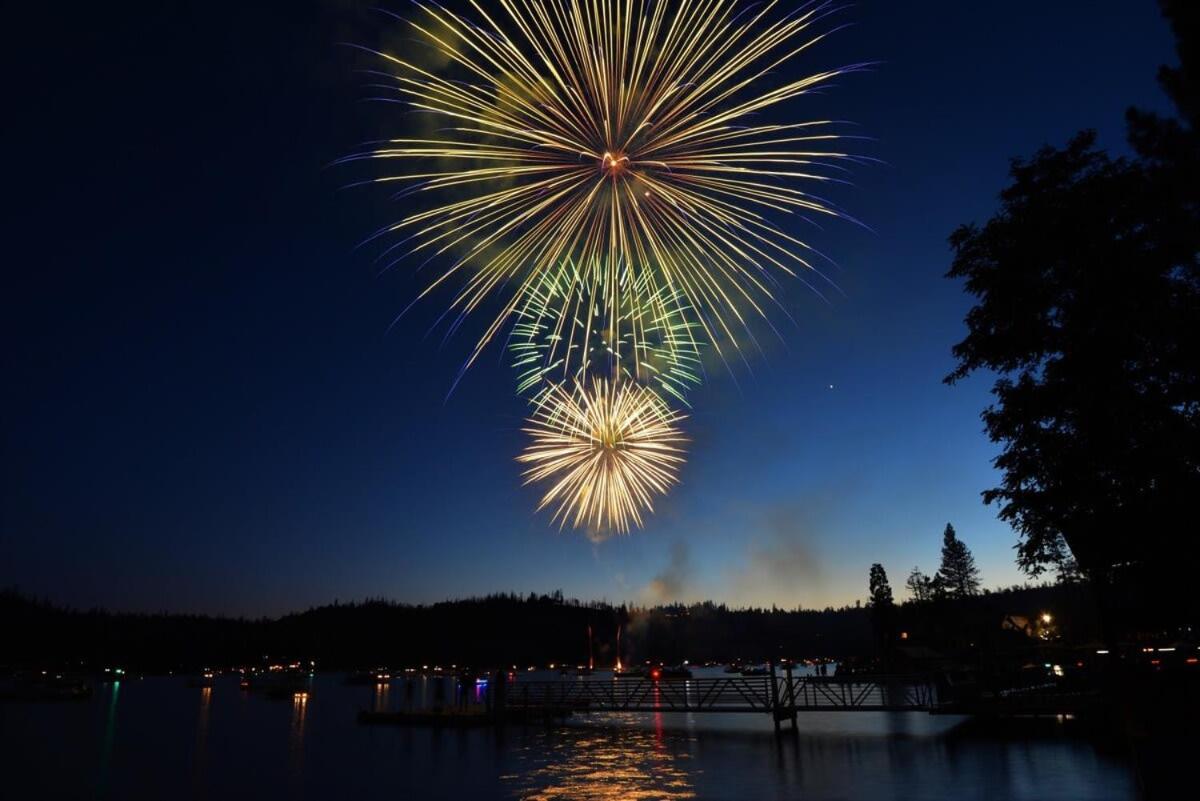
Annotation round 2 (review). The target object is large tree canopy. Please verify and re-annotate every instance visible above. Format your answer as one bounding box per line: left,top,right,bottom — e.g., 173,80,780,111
946,1,1199,585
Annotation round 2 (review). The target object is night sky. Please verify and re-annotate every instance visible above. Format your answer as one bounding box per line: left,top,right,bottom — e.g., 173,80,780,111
3,1,1174,616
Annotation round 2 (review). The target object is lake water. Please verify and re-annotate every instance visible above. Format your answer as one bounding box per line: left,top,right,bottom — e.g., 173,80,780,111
1,671,1136,800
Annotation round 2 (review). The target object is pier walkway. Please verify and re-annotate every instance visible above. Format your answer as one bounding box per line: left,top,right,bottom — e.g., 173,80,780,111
503,667,1099,730
505,668,937,731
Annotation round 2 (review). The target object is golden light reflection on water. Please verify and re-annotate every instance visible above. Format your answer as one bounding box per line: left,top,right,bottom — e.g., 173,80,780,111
505,726,695,801
289,692,308,778
192,686,212,793
374,681,390,712
291,692,308,742
198,687,211,733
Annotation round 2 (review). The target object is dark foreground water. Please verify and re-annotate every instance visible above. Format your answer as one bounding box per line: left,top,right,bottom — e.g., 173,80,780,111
1,672,1135,800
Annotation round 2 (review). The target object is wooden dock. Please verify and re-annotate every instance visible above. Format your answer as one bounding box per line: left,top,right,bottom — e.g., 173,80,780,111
354,665,1103,733
502,664,1102,731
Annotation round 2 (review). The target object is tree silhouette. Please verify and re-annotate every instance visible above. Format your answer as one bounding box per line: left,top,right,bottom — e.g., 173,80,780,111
905,567,934,603
936,524,980,598
946,1,1199,607
867,563,895,663
868,564,894,608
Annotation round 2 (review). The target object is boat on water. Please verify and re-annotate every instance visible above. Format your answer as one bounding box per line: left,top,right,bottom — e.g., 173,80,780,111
0,672,93,701
659,665,692,680
613,665,648,679
620,664,692,680
186,670,216,688
740,664,770,677
723,663,743,674
345,668,391,685
241,670,309,698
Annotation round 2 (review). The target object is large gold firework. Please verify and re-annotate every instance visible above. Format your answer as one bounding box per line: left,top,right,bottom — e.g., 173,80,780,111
518,378,686,533
351,0,857,379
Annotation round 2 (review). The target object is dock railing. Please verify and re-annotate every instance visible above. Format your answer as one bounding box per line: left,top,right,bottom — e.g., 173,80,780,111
502,671,938,718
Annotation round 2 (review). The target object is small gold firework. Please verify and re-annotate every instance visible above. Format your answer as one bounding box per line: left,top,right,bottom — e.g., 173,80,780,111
518,378,686,533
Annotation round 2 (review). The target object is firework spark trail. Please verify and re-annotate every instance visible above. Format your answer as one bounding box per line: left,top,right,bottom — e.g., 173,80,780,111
348,0,860,382
518,377,687,533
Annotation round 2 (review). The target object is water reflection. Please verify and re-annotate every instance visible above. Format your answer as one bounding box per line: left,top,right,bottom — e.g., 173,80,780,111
1,674,1135,801
96,680,120,797
192,686,212,794
506,726,695,801
374,681,390,712
289,691,308,791
197,686,212,737
291,692,308,744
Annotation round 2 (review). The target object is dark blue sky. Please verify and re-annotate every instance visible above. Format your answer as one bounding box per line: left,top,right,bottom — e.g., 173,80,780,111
3,1,1175,615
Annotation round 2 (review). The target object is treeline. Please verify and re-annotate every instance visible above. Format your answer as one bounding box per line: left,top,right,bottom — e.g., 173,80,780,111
0,583,1096,673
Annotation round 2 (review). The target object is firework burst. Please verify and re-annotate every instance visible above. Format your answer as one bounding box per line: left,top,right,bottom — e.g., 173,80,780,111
510,258,702,404
350,0,863,534
350,0,860,378
518,378,686,533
